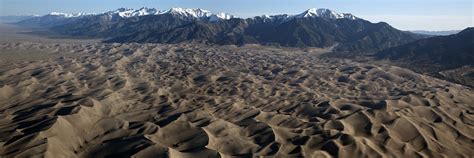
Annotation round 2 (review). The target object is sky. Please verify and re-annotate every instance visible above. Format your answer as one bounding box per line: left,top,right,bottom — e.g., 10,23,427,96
0,0,472,31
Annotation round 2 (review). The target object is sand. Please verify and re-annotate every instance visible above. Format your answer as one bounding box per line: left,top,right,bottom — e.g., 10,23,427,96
0,32,473,157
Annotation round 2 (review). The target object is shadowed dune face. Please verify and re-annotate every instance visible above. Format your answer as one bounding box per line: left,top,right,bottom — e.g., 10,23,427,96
0,42,473,157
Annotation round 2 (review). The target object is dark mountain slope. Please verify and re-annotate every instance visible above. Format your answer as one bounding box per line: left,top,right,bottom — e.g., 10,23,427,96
105,18,251,44
377,27,474,87
337,22,426,53
51,14,195,38
105,16,423,53
377,27,474,71
246,17,342,47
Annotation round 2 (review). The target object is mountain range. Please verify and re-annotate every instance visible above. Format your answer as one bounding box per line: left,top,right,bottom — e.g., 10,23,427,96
16,7,427,53
16,7,234,27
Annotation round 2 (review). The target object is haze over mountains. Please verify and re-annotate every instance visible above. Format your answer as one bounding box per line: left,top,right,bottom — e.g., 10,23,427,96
0,15,38,23
16,7,426,53
410,30,461,36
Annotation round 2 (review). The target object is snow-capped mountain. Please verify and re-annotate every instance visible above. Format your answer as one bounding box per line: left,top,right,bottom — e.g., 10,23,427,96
160,8,211,18
294,8,357,20
255,8,358,21
36,7,356,23
92,7,234,21
38,7,235,21
47,12,93,18
157,8,234,21
108,7,158,18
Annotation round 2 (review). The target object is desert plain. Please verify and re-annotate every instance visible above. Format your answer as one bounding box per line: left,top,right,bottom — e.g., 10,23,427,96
0,24,473,158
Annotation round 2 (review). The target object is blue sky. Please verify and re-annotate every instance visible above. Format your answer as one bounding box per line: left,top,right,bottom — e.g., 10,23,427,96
0,0,472,31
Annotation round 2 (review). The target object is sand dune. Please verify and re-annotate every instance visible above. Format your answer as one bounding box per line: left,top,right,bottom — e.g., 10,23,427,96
0,42,473,157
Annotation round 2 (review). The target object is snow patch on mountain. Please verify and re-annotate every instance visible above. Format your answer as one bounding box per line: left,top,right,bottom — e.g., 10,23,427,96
215,12,235,20
256,14,291,21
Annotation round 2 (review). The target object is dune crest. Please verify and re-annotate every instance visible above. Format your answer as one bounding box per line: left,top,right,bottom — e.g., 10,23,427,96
0,42,473,157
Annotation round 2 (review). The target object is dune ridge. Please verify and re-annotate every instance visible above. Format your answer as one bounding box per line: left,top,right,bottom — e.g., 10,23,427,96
0,42,473,157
